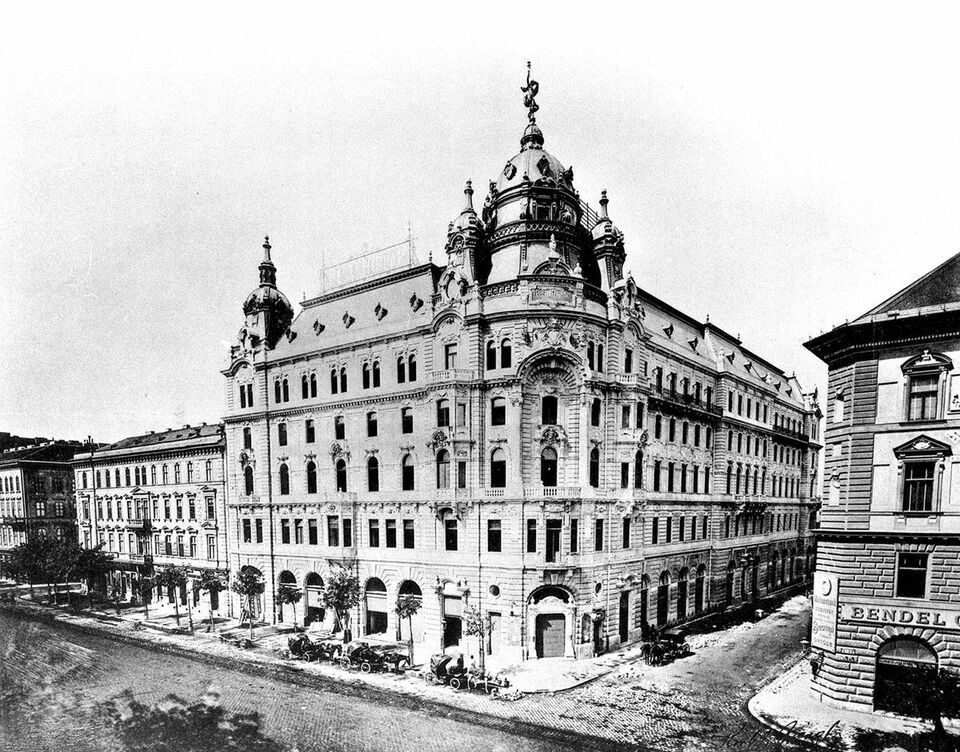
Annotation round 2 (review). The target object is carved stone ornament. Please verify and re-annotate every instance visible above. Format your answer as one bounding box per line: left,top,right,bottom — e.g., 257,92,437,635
431,429,449,449
330,442,344,458
639,430,649,447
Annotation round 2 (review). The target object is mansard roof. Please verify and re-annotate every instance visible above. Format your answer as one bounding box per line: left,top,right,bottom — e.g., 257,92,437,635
77,424,223,462
0,441,86,467
857,250,960,323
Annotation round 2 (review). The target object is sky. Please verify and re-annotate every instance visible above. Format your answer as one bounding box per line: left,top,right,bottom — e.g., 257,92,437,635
3,2,960,443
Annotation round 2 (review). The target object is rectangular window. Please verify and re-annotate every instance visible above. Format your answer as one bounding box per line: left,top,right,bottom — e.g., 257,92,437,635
457,461,467,489
526,519,537,553
294,519,304,544
667,462,675,492
327,516,340,547
680,463,687,493
437,400,450,427
207,535,216,560
545,518,562,562
305,419,315,443
280,519,290,544
444,519,458,551
621,404,631,429
444,343,458,370
401,407,413,433
594,518,604,551
368,519,380,547
255,518,263,543
679,516,685,542
903,462,936,512
636,402,644,429
652,517,659,544
242,518,252,543
620,462,630,489
342,519,352,548
908,375,939,421
308,518,318,545
624,348,633,373
666,516,673,543
487,519,502,552
896,553,928,598
385,518,397,548
570,518,579,553
334,416,345,440
622,518,631,549
456,402,467,428
403,519,415,549
653,460,661,491
367,412,378,437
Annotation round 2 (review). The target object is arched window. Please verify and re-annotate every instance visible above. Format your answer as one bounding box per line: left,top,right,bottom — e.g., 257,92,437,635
408,354,417,382
633,450,643,488
133,467,140,485
401,454,415,490
339,367,347,393
587,342,595,371
367,457,379,492
486,341,497,370
279,463,290,495
244,466,254,495
335,459,347,492
306,461,317,494
302,374,309,399
657,572,670,625
278,422,287,446
310,372,317,398
436,449,451,489
362,363,371,389
305,419,315,443
589,447,600,488
275,380,282,403
330,369,339,394
397,356,406,383
282,378,289,402
875,637,939,716
591,398,601,426
366,411,378,437
125,468,131,486
490,448,507,488
541,395,558,425
677,568,689,621
695,565,706,614
540,447,557,487
597,344,604,372
501,339,512,368
372,360,381,387
490,397,506,426
705,386,713,407
334,415,345,440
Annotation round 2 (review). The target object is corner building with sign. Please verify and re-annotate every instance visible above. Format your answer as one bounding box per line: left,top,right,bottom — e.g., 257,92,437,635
223,73,821,663
806,252,960,716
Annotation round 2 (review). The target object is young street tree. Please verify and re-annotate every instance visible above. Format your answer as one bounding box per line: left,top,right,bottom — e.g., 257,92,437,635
75,544,113,609
321,568,360,643
137,576,155,620
231,569,265,641
155,566,189,628
462,605,489,673
395,594,422,665
276,584,303,629
196,571,225,632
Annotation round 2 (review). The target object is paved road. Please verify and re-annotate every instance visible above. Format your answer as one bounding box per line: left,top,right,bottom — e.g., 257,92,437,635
0,610,610,752
0,596,811,752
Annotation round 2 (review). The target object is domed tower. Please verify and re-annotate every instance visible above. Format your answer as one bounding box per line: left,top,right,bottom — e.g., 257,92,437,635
441,179,483,292
240,236,294,350
475,63,602,288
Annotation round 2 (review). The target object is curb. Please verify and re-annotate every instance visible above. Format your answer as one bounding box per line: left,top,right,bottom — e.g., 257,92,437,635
2,600,631,752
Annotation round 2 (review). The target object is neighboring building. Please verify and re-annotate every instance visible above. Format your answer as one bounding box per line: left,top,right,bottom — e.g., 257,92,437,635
0,431,53,452
0,441,86,563
806,252,960,717
73,424,228,611
222,71,821,663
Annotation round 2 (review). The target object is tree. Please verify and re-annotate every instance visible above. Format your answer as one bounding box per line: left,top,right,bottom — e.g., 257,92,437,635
48,539,82,606
74,544,114,610
196,571,225,633
462,605,488,672
155,566,188,628
231,569,265,641
137,576,154,620
321,568,359,643
395,594,422,665
276,584,303,629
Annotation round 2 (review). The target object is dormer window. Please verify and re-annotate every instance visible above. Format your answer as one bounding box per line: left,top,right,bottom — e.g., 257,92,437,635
902,350,952,422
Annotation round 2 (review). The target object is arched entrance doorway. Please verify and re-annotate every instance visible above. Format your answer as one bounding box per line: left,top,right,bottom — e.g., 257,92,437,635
677,568,688,621
725,561,735,607
529,585,572,659
657,572,670,626
695,565,705,614
364,578,388,635
238,565,263,623
304,573,324,626
875,637,938,717
397,580,423,644
278,570,296,623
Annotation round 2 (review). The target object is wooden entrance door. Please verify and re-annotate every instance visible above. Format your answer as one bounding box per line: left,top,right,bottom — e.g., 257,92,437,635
535,613,565,658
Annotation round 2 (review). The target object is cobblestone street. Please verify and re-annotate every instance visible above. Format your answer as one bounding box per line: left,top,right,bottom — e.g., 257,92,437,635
1,595,812,751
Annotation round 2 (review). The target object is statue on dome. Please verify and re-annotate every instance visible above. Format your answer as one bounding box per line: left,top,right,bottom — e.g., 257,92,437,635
521,61,539,123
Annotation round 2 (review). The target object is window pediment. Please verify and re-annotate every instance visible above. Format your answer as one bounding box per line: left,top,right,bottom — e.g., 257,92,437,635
893,434,952,459
902,350,953,374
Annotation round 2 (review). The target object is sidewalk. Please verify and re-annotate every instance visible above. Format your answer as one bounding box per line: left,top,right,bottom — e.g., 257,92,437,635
749,660,960,750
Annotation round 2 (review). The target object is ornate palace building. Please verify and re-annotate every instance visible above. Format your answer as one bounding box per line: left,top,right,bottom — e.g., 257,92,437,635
223,70,821,663
0,440,85,564
72,425,228,610
806,252,960,717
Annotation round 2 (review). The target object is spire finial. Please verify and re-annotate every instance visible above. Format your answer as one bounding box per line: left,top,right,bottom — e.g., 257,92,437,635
521,61,539,124
599,190,609,219
464,180,474,211
262,235,272,262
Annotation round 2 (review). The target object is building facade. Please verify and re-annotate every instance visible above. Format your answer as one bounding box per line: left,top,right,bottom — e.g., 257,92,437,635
73,424,229,610
222,73,821,663
806,253,960,717
0,441,85,563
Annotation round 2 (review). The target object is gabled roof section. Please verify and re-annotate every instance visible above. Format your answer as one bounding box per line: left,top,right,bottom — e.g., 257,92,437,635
857,250,960,323
0,441,86,466
78,424,224,461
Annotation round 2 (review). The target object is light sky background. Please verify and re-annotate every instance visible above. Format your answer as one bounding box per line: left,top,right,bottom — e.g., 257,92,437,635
3,2,960,443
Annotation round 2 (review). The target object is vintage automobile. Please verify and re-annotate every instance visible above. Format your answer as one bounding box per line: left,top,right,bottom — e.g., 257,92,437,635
287,633,343,662
465,668,511,695
338,641,389,673
427,653,468,687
